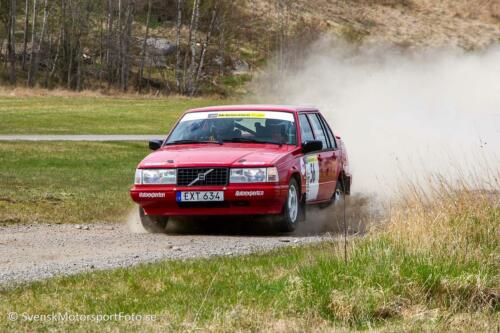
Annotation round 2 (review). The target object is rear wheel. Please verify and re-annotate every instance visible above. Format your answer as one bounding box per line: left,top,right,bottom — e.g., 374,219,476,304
139,207,169,233
277,178,301,232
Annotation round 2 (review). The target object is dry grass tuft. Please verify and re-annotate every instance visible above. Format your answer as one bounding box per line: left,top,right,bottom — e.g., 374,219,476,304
0,86,217,100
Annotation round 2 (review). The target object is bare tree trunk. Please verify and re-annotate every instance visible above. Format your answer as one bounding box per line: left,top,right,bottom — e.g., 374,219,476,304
76,1,91,91
48,26,62,81
117,0,123,89
174,0,183,92
75,40,81,90
98,4,104,87
137,0,151,92
28,0,48,87
183,0,200,94
121,0,134,91
21,0,29,70
105,0,113,88
27,0,38,86
193,2,217,94
44,33,51,87
0,39,4,69
182,0,199,93
217,4,227,77
66,0,74,89
7,0,17,84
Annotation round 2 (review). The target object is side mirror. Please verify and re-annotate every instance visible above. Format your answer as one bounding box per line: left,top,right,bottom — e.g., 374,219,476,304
149,140,163,151
302,140,323,154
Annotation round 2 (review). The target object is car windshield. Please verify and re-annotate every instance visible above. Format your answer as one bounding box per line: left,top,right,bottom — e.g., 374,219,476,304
166,111,297,145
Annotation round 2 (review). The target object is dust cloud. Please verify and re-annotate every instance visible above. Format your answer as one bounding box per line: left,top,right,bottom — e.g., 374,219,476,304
126,208,147,233
253,39,500,197
129,41,500,235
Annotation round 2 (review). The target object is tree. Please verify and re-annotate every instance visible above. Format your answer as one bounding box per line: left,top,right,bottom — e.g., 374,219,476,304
182,0,200,94
0,0,293,95
27,0,37,86
174,0,183,92
120,0,135,91
21,0,29,70
28,0,48,87
137,0,151,92
3,0,17,84
193,1,218,95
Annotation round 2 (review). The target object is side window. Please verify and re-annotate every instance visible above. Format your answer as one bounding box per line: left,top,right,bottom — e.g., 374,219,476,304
299,114,315,142
309,113,330,149
320,114,337,149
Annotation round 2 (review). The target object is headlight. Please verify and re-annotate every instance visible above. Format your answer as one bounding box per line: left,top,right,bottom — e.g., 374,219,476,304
135,169,177,185
230,167,279,183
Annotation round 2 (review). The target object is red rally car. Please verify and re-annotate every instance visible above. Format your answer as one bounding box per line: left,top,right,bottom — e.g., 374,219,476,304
130,105,351,232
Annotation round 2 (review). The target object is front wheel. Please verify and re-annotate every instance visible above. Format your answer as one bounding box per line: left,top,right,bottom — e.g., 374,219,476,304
276,178,301,232
139,207,169,233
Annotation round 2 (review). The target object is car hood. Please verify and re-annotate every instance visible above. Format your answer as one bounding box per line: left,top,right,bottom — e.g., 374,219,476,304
138,144,294,168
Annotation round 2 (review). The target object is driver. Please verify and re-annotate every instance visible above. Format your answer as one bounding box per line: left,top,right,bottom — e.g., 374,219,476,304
265,119,288,143
212,118,241,141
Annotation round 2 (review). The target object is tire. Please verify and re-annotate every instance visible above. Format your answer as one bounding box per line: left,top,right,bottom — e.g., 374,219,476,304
277,178,301,232
318,181,342,209
139,207,169,233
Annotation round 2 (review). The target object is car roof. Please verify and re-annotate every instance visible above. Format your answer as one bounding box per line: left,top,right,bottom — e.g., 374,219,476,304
186,104,318,114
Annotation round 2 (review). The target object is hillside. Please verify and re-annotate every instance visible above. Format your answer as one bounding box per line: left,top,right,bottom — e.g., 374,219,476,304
0,0,499,95
242,0,500,49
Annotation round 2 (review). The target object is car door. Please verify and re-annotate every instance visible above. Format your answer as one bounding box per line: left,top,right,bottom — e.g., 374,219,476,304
298,114,320,202
307,113,338,201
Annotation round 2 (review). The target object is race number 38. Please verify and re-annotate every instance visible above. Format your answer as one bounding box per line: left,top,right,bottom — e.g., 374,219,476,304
304,155,320,201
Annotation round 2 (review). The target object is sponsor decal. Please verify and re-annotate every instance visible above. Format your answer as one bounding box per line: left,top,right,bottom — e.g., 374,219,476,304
235,191,264,197
138,192,165,198
306,155,318,163
143,162,167,167
300,158,306,176
304,154,320,201
181,111,294,122
239,161,266,165
216,112,265,118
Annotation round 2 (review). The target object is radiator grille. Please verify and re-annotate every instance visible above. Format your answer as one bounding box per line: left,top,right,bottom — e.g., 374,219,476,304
177,168,229,186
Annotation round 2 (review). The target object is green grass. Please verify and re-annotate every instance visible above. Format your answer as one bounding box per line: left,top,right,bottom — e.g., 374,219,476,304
0,95,237,223
0,96,230,134
0,191,500,332
0,190,498,332
0,141,149,224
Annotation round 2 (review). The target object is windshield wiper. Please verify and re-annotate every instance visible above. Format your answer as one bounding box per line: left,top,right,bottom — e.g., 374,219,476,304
223,137,283,145
166,139,223,145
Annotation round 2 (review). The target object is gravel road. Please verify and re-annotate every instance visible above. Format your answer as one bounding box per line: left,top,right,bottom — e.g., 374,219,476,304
0,135,164,141
0,220,332,286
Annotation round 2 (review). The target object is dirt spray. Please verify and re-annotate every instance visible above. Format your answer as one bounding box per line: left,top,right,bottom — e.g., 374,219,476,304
253,39,500,233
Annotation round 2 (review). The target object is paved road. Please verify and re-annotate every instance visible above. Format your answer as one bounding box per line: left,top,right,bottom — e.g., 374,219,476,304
0,135,165,141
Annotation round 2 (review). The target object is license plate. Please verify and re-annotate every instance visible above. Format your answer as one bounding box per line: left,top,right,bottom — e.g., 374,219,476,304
176,191,224,202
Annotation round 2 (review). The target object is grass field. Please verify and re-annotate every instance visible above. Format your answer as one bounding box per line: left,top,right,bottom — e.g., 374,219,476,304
0,95,234,224
0,96,230,134
1,188,498,332
0,141,148,225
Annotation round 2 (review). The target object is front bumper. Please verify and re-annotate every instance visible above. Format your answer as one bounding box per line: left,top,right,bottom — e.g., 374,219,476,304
130,184,288,217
